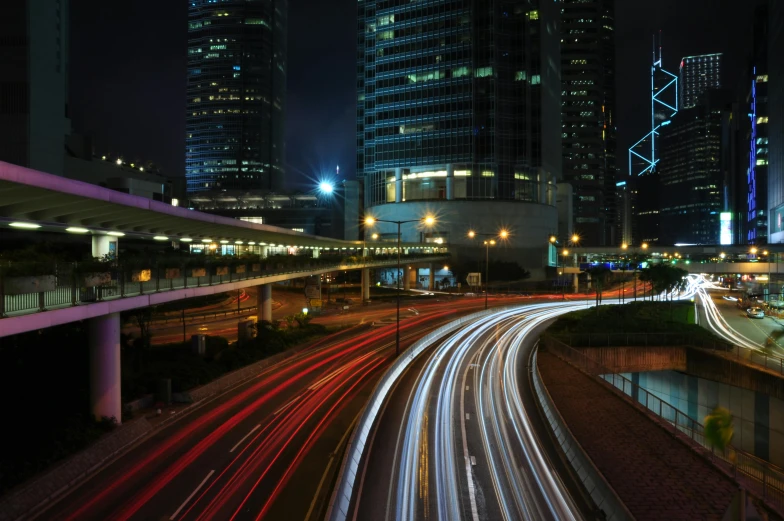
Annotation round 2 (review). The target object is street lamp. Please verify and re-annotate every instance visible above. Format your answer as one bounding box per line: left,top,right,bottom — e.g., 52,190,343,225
364,214,437,355
548,234,580,298
468,229,509,309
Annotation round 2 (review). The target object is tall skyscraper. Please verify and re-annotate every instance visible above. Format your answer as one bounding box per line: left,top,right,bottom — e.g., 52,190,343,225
768,0,784,244
186,1,287,194
357,0,563,270
628,36,678,245
679,53,723,110
658,90,731,245
745,7,769,245
560,0,617,246
0,0,69,176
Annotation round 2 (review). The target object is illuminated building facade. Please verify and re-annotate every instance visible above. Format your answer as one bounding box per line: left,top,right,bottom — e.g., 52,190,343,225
628,35,678,245
746,7,768,245
658,90,731,245
561,0,617,246
679,53,722,110
768,0,784,243
357,0,563,273
185,0,287,194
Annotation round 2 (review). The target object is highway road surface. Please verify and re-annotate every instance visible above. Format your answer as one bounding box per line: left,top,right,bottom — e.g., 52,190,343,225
44,297,529,521
347,302,597,521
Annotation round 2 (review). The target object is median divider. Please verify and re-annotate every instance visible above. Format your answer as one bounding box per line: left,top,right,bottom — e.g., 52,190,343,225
325,304,528,521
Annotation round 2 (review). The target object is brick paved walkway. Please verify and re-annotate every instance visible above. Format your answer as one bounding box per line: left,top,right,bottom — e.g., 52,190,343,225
538,351,737,521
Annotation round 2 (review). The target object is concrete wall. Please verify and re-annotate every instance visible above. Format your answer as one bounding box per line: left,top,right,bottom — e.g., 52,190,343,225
574,346,687,373
625,369,784,466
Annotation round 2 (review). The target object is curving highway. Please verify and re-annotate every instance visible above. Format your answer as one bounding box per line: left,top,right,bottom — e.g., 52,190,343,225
348,302,595,521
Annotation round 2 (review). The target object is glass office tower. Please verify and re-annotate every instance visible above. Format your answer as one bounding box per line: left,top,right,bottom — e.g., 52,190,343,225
358,0,561,210
186,0,286,194
560,0,617,246
679,53,722,110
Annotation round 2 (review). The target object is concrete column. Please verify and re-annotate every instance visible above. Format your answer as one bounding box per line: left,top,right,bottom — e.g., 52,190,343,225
361,268,370,301
586,272,592,291
313,248,320,259
89,312,122,424
395,167,403,203
428,264,435,290
403,267,411,291
260,245,269,259
260,284,273,322
446,164,454,200
573,273,579,293
92,235,118,259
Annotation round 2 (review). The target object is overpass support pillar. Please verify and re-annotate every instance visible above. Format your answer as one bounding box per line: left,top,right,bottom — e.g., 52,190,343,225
428,264,435,291
403,267,411,291
260,284,273,323
573,273,579,293
586,272,592,291
361,268,370,301
89,312,122,424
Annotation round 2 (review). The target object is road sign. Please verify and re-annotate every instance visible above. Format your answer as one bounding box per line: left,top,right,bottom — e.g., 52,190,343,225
309,298,322,308
466,273,482,287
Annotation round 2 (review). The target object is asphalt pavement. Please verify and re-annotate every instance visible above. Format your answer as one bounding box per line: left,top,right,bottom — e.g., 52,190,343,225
701,290,784,354
348,302,595,521
45,297,531,521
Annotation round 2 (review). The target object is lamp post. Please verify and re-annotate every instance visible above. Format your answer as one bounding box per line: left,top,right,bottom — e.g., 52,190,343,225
549,234,580,299
468,229,509,309
365,214,436,356
632,242,648,300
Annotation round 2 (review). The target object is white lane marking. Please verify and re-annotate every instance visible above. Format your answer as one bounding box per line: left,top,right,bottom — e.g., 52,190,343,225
274,394,304,415
460,346,481,521
229,424,260,453
169,469,214,520
465,413,470,420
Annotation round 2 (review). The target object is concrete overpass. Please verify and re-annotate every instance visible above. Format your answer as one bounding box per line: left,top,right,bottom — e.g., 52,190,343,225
0,161,450,423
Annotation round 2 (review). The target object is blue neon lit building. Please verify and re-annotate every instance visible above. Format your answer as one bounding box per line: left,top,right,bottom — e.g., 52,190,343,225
628,37,678,179
185,0,287,194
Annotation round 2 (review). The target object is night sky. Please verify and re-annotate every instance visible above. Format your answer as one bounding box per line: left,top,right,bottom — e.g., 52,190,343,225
69,0,760,189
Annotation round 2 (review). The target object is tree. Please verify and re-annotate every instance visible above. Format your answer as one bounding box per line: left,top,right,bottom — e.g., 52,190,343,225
585,265,612,308
704,406,734,452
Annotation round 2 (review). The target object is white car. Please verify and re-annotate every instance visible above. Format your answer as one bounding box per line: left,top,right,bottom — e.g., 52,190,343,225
746,307,765,319
722,295,738,301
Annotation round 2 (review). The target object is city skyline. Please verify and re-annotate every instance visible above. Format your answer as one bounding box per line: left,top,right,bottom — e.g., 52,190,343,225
67,0,762,188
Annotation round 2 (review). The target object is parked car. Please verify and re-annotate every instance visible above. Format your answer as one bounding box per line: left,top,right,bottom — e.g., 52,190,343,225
746,307,765,319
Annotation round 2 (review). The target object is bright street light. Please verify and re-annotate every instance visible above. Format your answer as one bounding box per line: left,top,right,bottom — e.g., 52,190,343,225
318,181,334,194
499,229,509,239
571,234,580,243
468,230,476,238
371,233,379,240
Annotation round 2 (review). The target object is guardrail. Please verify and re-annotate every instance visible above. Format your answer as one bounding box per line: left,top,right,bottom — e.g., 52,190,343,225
531,348,634,521
325,304,528,521
543,335,784,514
0,254,450,319
552,332,784,377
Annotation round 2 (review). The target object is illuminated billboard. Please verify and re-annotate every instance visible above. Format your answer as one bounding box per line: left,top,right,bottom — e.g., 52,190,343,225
720,212,732,245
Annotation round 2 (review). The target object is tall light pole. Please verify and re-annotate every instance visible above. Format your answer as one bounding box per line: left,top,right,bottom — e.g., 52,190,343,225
365,214,436,356
468,229,509,309
549,234,580,299
633,242,648,300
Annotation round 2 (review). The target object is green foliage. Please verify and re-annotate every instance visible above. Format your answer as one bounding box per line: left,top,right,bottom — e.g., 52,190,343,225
548,301,714,338
704,407,734,451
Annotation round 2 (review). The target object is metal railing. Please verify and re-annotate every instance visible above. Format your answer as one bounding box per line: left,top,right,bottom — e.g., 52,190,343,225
543,335,784,513
1,253,450,319
551,332,784,377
